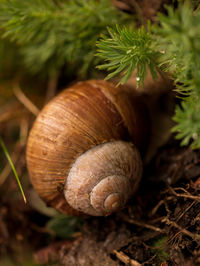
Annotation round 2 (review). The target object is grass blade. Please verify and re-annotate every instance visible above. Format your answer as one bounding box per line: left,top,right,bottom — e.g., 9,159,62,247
0,137,27,203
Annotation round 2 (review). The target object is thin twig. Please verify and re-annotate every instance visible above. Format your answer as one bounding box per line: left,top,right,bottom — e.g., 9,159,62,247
45,72,58,103
176,201,196,223
142,254,157,265
162,217,200,241
0,102,22,123
168,186,200,202
164,201,195,243
150,196,173,217
151,200,165,217
113,250,142,266
13,85,39,116
173,187,191,194
19,116,29,145
122,216,164,233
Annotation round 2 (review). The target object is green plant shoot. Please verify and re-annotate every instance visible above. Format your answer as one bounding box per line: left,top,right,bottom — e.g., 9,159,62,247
0,137,27,203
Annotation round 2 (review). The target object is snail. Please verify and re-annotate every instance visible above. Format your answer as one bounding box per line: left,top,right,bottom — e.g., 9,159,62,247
26,80,150,216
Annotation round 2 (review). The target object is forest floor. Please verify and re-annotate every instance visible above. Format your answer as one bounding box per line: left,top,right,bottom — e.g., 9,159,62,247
1,134,200,266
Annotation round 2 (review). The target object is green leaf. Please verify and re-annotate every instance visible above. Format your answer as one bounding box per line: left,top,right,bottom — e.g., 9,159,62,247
96,25,160,87
47,214,83,239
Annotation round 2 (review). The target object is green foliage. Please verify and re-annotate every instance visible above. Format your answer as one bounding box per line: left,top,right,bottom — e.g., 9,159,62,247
172,98,200,148
96,24,160,86
0,0,129,77
148,235,169,262
156,4,200,96
97,3,200,149
47,214,82,239
156,4,200,148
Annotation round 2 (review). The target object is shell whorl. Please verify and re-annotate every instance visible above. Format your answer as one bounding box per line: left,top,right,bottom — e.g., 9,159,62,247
64,141,142,216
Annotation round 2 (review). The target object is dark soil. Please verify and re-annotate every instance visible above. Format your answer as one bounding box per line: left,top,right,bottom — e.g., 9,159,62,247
1,137,200,266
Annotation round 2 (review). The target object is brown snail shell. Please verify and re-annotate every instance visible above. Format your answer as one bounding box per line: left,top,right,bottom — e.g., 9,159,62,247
26,80,149,216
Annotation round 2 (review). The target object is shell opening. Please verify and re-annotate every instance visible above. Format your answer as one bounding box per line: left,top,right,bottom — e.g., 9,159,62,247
64,141,142,216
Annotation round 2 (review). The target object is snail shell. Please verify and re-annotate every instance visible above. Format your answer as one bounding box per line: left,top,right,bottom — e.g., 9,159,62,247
26,80,149,216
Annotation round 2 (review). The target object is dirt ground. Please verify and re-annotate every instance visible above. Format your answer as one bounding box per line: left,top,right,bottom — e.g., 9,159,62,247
1,134,200,266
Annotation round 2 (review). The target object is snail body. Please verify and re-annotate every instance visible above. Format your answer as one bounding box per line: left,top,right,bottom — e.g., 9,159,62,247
26,80,149,216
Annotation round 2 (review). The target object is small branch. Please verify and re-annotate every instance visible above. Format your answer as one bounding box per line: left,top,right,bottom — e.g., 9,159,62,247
175,201,196,223
150,196,173,217
0,102,22,123
162,217,200,241
13,85,39,116
122,216,164,233
45,72,59,103
113,250,142,266
168,186,200,202
19,116,29,145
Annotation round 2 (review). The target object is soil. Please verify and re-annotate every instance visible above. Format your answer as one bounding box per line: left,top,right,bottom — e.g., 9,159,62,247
1,136,200,266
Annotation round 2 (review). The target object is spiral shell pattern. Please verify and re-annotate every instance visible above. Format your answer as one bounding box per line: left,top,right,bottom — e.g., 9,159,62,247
65,141,142,216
